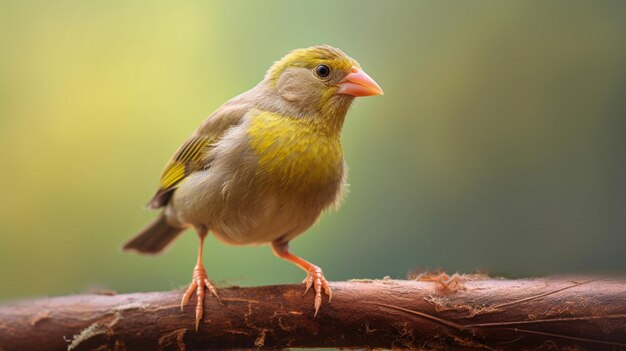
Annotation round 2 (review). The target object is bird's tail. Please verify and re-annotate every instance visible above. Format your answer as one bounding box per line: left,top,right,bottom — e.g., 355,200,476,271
122,213,185,255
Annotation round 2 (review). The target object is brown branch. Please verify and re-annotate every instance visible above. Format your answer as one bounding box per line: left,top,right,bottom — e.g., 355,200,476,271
1,277,625,350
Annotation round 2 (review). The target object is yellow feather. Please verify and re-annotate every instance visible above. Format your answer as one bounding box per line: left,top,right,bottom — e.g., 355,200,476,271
157,135,211,192
267,45,357,83
247,111,343,188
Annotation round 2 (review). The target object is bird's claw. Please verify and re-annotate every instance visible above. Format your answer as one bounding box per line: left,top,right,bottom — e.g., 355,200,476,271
302,265,331,317
180,263,220,331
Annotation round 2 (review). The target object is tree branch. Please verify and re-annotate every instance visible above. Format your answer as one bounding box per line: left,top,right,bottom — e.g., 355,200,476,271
1,277,625,350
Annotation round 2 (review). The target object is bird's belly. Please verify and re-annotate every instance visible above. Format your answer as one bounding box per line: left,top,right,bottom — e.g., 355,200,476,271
172,162,344,245
210,195,323,245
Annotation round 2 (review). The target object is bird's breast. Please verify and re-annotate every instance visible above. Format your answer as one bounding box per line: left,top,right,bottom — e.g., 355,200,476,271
246,111,344,190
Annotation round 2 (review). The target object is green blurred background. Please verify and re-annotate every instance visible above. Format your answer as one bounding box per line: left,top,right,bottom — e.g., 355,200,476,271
1,0,625,302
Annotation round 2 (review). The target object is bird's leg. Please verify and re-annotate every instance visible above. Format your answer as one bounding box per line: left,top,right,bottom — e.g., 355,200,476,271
271,241,331,317
180,232,221,331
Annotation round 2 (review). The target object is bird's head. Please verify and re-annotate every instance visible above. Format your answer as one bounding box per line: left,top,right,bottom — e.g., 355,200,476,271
264,45,383,124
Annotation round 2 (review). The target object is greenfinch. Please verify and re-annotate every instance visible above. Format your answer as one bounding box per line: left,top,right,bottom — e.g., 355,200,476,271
123,45,383,330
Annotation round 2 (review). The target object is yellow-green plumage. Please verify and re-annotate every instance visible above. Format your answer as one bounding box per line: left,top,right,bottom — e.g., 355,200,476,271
268,46,357,83
247,111,343,188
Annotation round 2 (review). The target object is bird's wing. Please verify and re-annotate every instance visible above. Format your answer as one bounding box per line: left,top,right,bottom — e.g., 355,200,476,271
147,102,249,209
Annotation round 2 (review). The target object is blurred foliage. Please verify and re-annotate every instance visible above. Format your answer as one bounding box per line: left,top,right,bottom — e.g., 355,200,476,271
1,0,625,301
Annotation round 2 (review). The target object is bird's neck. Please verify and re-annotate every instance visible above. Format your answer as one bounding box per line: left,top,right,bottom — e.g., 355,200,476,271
251,81,353,136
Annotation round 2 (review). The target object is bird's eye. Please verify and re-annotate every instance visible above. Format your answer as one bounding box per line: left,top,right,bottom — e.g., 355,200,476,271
315,64,331,78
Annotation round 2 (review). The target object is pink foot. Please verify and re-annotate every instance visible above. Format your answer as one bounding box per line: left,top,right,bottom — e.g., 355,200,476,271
302,265,332,317
180,263,221,330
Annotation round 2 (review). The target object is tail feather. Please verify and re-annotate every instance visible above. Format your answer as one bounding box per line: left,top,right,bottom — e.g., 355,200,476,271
123,213,185,255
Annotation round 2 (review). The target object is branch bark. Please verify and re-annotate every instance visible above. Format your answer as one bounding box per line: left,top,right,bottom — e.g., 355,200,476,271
1,277,625,350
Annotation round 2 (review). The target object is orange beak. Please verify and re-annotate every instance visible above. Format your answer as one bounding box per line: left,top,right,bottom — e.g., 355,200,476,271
337,66,384,97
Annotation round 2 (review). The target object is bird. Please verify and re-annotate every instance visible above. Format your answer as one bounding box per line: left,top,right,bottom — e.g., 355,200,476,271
123,45,383,330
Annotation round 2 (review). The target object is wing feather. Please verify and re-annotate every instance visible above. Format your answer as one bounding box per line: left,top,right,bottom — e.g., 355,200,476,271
146,100,251,209
147,135,211,209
